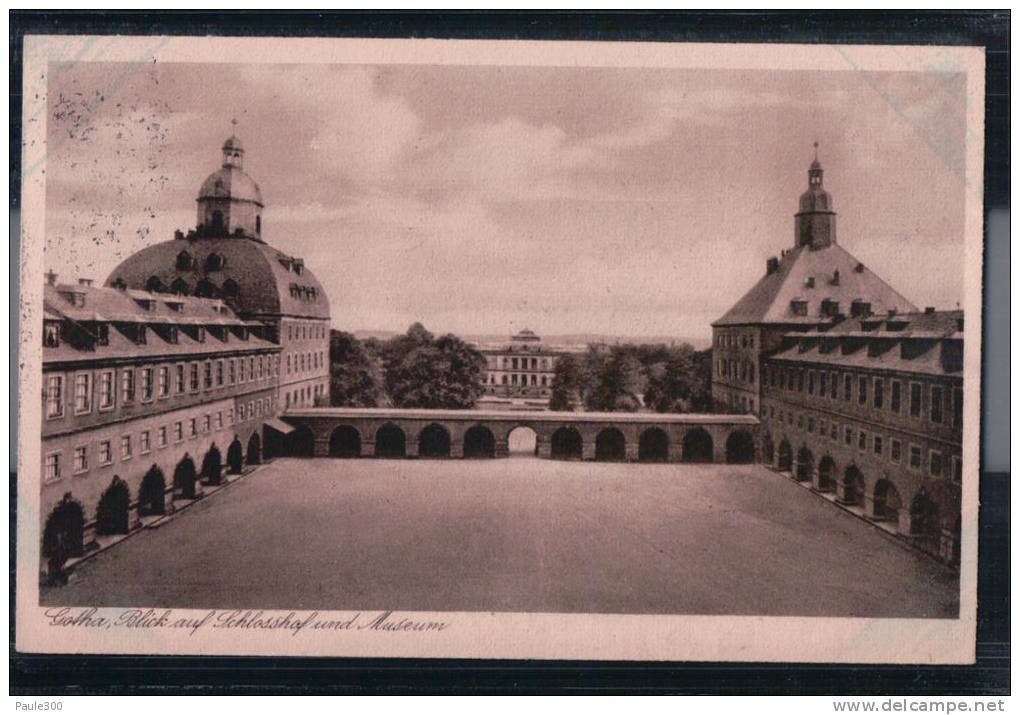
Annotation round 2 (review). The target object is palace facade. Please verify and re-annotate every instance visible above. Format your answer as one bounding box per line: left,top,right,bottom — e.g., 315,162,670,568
40,133,331,576
475,329,585,410
712,150,963,564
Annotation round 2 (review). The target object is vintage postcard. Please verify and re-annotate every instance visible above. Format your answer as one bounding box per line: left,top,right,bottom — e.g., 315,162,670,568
16,35,985,662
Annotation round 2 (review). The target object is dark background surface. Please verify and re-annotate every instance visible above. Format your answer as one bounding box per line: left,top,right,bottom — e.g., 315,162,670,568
9,10,1009,695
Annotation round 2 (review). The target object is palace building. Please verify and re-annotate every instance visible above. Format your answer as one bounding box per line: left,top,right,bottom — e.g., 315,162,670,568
712,148,963,564
475,329,586,410
40,132,331,577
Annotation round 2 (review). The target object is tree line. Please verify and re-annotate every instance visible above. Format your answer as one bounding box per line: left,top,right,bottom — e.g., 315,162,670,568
327,323,712,413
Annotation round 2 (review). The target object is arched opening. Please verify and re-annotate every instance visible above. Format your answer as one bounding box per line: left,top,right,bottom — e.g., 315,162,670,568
910,490,941,547
777,439,793,471
227,438,244,474
595,427,626,462
204,253,225,272
173,455,199,499
842,466,865,506
42,495,85,581
194,279,219,298
795,447,814,481
170,278,190,296
222,278,240,299
138,465,166,516
200,444,223,485
638,427,669,463
508,426,538,457
550,427,583,460
725,430,755,464
463,425,496,459
419,423,451,458
278,425,312,457
682,428,714,463
329,425,361,458
95,476,131,536
211,210,224,233
176,251,193,271
246,432,261,465
873,479,902,523
817,456,836,491
761,433,775,465
145,276,166,293
374,423,406,458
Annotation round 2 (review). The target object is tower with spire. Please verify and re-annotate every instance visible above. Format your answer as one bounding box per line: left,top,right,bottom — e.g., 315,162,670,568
794,142,836,249
196,121,265,240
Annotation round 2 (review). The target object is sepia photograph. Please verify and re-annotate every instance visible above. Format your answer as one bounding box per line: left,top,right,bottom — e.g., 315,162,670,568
15,33,986,664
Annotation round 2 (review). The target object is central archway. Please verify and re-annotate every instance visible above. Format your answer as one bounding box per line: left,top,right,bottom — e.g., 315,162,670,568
725,430,755,463
42,496,85,579
682,428,714,463
817,456,836,491
595,427,626,462
842,466,865,506
227,438,244,474
287,425,316,457
795,447,814,482
201,444,223,485
508,425,538,457
550,427,583,460
873,479,902,523
174,455,198,499
777,439,793,471
638,427,669,463
96,476,130,535
139,465,166,516
374,423,406,458
463,425,496,459
418,423,451,458
246,432,261,465
329,425,361,458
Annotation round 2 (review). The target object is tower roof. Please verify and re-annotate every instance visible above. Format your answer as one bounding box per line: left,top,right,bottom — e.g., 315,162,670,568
198,165,264,206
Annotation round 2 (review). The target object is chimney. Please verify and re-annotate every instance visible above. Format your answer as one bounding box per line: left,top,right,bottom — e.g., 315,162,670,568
766,257,779,275
45,270,58,286
854,262,865,273
831,269,840,285
174,229,184,240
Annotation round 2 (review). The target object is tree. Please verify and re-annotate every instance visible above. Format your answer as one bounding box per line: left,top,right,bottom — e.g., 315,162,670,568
548,353,582,411
329,330,388,407
643,344,713,413
381,323,486,408
590,347,645,412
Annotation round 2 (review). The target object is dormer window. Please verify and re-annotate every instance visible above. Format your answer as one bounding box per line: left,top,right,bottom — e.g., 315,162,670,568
790,299,808,317
166,300,184,313
195,279,219,299
96,323,109,346
805,276,815,288
136,326,147,345
111,278,127,291
146,276,166,293
176,251,193,271
831,269,840,286
821,299,840,317
43,322,61,347
135,298,157,312
60,290,85,308
850,299,872,318
167,326,179,344
222,279,240,299
170,278,190,295
204,253,225,272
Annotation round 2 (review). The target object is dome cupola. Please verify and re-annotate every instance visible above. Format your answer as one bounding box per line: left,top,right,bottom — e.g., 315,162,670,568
196,121,264,240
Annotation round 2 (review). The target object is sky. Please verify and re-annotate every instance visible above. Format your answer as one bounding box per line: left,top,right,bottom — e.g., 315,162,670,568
43,61,968,341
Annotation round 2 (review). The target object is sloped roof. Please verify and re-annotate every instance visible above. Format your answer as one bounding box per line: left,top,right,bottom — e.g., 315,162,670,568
712,243,917,327
105,236,330,320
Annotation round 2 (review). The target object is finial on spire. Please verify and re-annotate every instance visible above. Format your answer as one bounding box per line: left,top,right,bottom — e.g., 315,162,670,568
813,141,819,161
231,117,238,130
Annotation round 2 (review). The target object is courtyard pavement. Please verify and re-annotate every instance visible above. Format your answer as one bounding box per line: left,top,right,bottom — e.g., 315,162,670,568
42,457,959,617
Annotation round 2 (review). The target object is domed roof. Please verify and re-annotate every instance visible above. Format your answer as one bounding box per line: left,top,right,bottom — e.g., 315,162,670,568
198,165,264,206
105,237,329,320
798,186,832,213
222,134,244,153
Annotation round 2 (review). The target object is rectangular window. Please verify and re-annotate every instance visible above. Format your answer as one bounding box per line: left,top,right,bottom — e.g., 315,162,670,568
176,364,186,393
807,417,815,432
44,453,60,483
174,422,184,442
216,360,224,386
190,363,199,392
858,430,867,451
874,378,884,409
159,366,170,397
819,372,828,397
121,434,132,460
121,368,135,403
157,426,168,448
931,386,944,424
99,370,114,409
215,412,223,430
909,444,922,470
807,371,815,395
952,386,963,427
843,374,852,401
204,362,213,389
858,375,868,405
844,426,853,445
830,423,838,440
99,440,113,465
45,375,64,418
910,382,922,418
140,430,151,453
797,370,804,392
226,407,234,424
952,455,962,483
74,373,92,414
779,369,786,389
189,418,197,437
141,367,154,401
930,451,943,478
891,439,902,463
830,371,838,399
229,359,236,384
249,357,255,380
238,404,245,421
891,380,902,413
73,446,88,473
873,434,883,456
202,414,211,433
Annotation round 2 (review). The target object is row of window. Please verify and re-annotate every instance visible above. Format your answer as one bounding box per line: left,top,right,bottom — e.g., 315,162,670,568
285,350,325,375
487,372,550,387
767,405,962,482
44,353,278,419
716,358,755,384
764,364,963,428
283,383,327,409
487,356,553,371
43,398,273,484
714,331,756,350
286,322,327,342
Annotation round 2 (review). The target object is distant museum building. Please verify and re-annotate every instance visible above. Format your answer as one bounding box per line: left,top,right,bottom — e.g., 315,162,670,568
476,329,585,410
40,133,331,577
712,150,963,564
